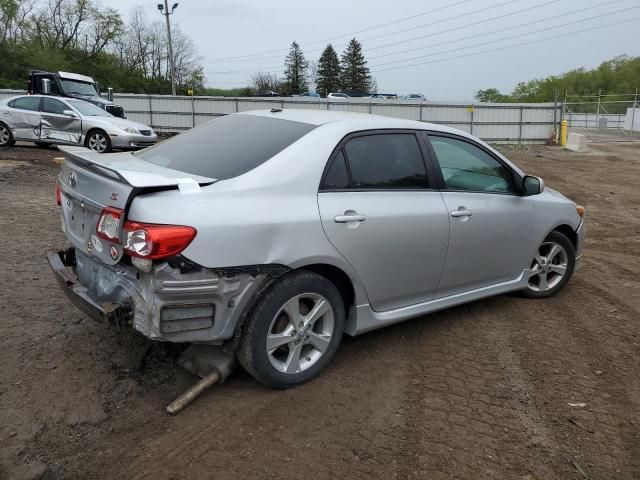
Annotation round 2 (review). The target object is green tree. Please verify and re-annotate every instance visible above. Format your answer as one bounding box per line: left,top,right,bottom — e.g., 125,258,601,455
340,38,371,94
476,55,640,104
475,88,509,103
316,43,341,97
283,41,308,95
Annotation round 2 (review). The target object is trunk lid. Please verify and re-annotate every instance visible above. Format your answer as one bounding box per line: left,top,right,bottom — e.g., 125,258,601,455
57,146,215,266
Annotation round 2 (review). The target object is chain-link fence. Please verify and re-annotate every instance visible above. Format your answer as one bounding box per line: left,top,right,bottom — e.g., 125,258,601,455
562,91,639,142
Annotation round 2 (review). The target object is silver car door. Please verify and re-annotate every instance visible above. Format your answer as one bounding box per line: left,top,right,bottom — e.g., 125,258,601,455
40,98,82,144
425,133,537,298
317,131,450,312
6,96,42,140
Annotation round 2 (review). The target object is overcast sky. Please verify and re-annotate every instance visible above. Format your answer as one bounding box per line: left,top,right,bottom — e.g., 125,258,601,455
108,0,640,100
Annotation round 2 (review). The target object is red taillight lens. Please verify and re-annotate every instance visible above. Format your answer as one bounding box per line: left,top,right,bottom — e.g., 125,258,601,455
96,207,123,243
123,221,196,260
55,183,61,206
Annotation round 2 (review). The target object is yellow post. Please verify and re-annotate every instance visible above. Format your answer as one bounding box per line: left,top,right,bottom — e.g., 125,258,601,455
560,120,568,147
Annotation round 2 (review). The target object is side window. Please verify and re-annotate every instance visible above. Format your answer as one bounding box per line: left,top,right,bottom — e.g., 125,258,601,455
343,133,428,189
322,150,350,190
10,97,41,112
429,135,515,193
42,98,68,115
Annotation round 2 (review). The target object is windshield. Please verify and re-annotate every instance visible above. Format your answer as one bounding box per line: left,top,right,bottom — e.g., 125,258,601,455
137,114,316,180
60,79,98,96
65,99,112,117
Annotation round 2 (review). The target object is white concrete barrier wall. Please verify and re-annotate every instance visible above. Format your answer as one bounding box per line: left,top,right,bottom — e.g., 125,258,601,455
566,133,588,152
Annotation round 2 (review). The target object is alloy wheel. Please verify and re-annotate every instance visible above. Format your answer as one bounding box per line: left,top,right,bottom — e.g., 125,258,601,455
266,293,335,374
88,133,108,153
0,126,10,145
528,241,569,292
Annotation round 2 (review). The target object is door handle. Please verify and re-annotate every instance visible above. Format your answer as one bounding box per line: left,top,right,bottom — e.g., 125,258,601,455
450,208,473,218
334,213,367,223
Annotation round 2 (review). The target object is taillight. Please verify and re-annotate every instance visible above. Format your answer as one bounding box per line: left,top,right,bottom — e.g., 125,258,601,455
123,221,196,260
96,207,123,243
55,183,61,206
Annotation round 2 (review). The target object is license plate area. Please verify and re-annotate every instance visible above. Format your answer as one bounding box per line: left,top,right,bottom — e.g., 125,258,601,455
60,190,121,264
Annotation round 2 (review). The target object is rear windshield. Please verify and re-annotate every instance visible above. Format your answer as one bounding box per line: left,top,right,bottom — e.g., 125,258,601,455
136,114,315,180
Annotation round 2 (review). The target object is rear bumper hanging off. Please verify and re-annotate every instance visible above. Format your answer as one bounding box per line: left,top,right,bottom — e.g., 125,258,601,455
46,249,132,326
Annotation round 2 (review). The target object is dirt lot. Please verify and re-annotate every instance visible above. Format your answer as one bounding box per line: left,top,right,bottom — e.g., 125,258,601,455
0,141,639,480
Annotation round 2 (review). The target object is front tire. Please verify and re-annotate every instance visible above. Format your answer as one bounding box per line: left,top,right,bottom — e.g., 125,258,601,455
0,123,15,147
521,231,575,298
85,130,112,153
237,270,345,389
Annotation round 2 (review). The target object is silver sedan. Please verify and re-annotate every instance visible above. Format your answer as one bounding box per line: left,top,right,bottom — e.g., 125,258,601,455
0,95,156,153
48,110,585,388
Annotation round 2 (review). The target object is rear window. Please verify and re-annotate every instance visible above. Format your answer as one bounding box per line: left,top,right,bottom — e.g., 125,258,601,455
137,114,315,180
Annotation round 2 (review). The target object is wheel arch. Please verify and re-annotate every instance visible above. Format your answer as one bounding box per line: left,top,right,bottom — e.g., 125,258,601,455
84,127,108,144
230,261,361,351
84,127,107,136
296,263,356,317
550,223,578,250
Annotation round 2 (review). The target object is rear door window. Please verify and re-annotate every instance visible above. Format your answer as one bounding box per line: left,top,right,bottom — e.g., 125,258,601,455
137,114,315,180
343,133,429,189
10,97,41,112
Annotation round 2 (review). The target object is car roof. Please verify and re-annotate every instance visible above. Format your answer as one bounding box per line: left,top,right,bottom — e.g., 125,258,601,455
238,109,467,136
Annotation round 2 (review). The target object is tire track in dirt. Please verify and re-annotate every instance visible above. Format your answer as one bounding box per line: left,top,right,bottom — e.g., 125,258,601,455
393,301,565,479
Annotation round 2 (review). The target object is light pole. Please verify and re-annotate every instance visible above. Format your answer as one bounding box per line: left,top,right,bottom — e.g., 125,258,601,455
158,1,179,96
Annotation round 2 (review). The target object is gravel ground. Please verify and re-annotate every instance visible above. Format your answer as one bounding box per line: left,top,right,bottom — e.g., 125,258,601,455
0,141,638,480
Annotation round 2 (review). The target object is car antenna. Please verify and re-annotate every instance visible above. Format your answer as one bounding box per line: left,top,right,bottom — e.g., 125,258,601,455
270,108,282,113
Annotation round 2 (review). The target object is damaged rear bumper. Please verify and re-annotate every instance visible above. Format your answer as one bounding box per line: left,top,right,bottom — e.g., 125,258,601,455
47,247,285,343
47,249,131,325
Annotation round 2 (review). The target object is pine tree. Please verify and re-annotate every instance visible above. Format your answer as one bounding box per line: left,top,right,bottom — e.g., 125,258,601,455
340,38,371,94
283,41,309,95
316,44,341,97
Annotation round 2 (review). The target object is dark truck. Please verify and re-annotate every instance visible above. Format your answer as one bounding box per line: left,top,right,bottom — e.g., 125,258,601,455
27,70,126,118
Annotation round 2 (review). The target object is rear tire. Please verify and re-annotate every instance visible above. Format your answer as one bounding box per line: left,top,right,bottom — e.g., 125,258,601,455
237,270,345,389
85,130,112,153
0,123,14,147
521,231,575,298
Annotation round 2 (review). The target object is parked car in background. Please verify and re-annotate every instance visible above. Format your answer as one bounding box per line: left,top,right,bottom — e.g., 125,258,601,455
403,94,427,101
254,90,281,97
327,92,349,99
0,95,156,153
300,92,321,97
48,109,585,389
28,70,126,118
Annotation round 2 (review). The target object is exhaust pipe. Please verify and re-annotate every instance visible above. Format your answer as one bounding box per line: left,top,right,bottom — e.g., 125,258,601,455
166,345,236,415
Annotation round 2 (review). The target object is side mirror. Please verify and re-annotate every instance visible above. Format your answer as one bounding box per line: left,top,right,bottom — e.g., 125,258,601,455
522,175,545,196
62,109,78,118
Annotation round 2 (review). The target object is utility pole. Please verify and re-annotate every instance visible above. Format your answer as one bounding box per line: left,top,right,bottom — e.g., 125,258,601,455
158,1,179,96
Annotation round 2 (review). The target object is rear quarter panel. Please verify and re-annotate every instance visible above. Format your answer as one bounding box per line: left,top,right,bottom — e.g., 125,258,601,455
126,124,370,304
